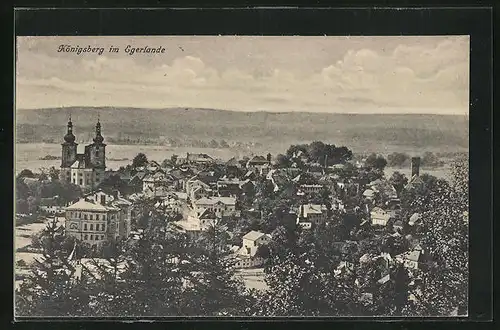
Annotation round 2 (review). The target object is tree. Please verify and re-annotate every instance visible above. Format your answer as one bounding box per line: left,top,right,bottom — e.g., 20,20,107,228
132,153,148,168
364,153,388,171
403,159,469,316
15,219,92,316
389,172,408,196
48,167,60,181
187,219,249,316
275,154,291,168
421,151,444,168
18,169,35,179
387,152,410,168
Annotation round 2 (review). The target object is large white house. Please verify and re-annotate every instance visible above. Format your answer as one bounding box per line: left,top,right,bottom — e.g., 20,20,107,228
65,190,132,246
297,204,328,226
234,230,272,268
193,196,239,218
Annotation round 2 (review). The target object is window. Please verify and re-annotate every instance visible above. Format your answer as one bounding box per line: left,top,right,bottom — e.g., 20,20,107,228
73,172,76,176
84,235,88,240
90,214,93,220
79,179,83,185
78,212,82,218
95,236,99,241
84,224,87,231
84,214,87,220
96,214,99,220
90,224,93,231
101,235,105,240
90,235,93,240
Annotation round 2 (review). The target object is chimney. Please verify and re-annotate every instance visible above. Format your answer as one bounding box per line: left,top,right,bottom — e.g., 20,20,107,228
411,157,421,177
100,195,106,205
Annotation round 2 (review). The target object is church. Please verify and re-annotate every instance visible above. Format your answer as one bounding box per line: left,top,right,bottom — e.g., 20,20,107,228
59,116,106,189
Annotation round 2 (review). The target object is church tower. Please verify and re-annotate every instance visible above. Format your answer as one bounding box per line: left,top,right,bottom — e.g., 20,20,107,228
60,116,78,177
86,117,106,185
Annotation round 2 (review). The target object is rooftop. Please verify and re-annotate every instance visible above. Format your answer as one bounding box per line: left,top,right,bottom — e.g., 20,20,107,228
242,230,266,241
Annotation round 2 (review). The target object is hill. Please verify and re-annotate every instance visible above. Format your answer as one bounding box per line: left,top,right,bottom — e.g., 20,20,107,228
15,107,469,154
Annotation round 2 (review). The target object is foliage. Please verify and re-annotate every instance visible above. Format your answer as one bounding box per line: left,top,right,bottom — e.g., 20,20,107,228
132,153,148,168
18,169,35,179
364,153,388,171
389,172,408,196
387,152,410,168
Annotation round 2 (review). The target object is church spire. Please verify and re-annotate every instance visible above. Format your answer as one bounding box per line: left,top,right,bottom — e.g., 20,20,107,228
93,115,104,144
64,114,76,143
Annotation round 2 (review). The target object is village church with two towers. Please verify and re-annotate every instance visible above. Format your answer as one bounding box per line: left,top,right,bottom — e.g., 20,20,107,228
59,116,107,189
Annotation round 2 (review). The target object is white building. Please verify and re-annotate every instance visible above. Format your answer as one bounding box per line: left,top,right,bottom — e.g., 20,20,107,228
194,196,239,218
234,231,272,268
297,204,328,226
65,191,132,246
370,207,392,226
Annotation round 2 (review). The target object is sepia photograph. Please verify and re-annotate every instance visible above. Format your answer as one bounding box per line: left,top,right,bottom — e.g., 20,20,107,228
14,35,469,318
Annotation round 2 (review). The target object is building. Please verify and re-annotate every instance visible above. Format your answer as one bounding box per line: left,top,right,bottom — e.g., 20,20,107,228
395,249,426,270
142,171,179,197
405,157,425,190
297,204,328,226
59,116,106,189
65,190,132,246
216,179,242,197
370,207,393,226
193,196,239,218
65,199,119,246
186,177,212,201
234,230,272,268
246,155,270,170
299,184,324,195
178,153,215,165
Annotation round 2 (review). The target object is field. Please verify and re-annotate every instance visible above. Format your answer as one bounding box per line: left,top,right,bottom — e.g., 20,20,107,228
15,217,65,290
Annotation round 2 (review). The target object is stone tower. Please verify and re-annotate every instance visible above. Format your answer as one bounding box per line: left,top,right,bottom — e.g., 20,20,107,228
86,118,106,185
61,116,78,167
411,157,421,178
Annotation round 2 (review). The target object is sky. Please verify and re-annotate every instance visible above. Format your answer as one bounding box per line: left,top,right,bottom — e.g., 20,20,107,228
16,36,470,115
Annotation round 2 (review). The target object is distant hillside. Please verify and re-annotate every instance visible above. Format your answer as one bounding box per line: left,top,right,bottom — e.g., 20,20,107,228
15,107,469,154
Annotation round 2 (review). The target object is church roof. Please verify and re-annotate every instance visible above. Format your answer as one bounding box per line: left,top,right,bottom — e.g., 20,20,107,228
70,154,92,169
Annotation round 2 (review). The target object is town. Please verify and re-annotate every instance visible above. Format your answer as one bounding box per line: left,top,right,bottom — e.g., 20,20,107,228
15,117,469,317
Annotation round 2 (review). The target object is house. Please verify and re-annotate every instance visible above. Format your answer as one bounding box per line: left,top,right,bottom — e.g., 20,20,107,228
393,219,404,232
234,230,272,268
297,204,328,227
370,207,393,227
408,213,422,226
128,171,148,191
39,197,65,215
246,155,269,170
186,178,212,201
194,196,239,218
184,152,215,165
396,249,426,270
155,197,186,216
216,179,242,197
362,189,376,201
142,171,173,197
297,222,312,230
334,261,355,277
65,198,120,247
299,184,324,195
